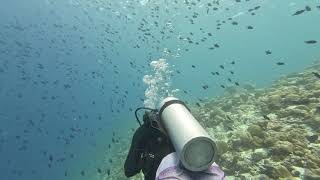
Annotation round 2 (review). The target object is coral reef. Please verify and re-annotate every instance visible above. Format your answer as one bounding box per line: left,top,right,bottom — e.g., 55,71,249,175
194,62,320,179
105,62,320,179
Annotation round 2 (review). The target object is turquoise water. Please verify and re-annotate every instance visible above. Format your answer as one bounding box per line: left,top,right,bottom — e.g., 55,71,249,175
0,0,319,179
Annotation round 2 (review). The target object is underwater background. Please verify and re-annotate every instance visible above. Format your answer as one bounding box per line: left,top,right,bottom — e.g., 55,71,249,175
0,0,319,179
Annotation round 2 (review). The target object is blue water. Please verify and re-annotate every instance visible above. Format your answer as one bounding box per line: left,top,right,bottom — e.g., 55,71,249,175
0,0,319,179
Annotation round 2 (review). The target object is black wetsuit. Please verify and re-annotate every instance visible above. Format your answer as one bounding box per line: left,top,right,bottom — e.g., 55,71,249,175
124,123,175,180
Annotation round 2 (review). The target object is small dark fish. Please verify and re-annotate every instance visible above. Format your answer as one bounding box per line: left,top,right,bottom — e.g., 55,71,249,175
107,169,110,176
265,50,272,55
231,61,235,65
231,21,238,25
191,65,196,68
312,72,320,79
17,93,23,98
214,44,220,48
211,72,215,76
49,155,53,162
97,168,102,174
305,40,317,44
219,65,224,69
64,84,71,89
305,6,311,11
306,135,318,143
317,5,320,10
226,115,232,121
109,158,113,163
202,85,209,90
220,85,225,88
263,115,270,120
292,9,305,16
235,82,240,86
247,25,253,29
254,6,261,10
215,72,220,75
230,71,234,75
196,102,201,107
228,78,232,82
276,62,285,66
81,170,85,176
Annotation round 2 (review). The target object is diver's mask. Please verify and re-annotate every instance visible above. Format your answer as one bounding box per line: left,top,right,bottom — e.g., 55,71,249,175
135,107,167,135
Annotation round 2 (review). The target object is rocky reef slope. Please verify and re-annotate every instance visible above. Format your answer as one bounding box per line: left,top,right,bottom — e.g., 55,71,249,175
195,62,320,179
105,62,320,180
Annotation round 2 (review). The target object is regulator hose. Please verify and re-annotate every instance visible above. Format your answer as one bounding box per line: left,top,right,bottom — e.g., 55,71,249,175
134,107,158,126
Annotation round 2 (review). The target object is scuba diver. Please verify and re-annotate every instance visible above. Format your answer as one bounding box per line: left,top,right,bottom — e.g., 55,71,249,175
124,97,225,180
124,108,175,180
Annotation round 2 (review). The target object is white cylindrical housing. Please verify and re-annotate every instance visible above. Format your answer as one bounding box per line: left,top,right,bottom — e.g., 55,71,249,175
159,97,217,172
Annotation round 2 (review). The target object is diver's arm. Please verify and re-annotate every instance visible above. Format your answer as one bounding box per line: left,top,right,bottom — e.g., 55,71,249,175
124,125,146,177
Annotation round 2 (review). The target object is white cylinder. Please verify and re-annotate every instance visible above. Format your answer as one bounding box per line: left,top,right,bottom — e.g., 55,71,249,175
159,97,217,172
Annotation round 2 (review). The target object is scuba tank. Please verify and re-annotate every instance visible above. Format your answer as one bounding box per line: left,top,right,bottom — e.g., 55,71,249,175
135,97,217,172
158,97,217,172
